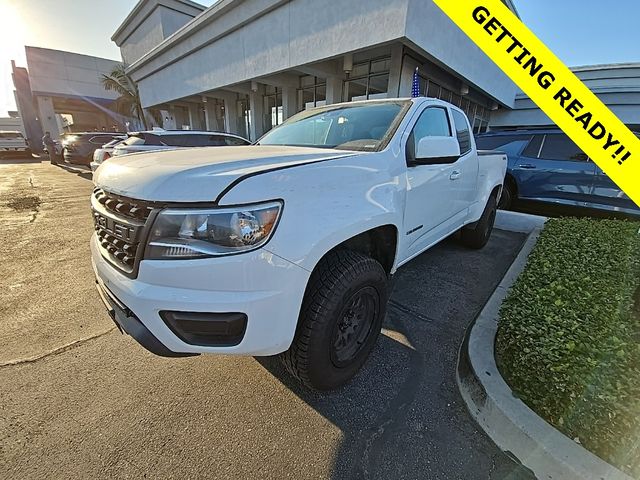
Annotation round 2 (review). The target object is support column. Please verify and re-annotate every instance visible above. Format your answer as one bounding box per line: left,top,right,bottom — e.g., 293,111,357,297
163,105,177,130
249,86,265,141
387,44,405,98
36,96,60,136
204,98,220,131
282,86,298,120
325,76,343,105
222,96,239,135
187,103,203,130
173,105,187,130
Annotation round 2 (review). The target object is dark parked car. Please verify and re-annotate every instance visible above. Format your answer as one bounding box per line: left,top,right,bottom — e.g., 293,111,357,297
111,130,250,157
63,132,123,166
475,129,640,218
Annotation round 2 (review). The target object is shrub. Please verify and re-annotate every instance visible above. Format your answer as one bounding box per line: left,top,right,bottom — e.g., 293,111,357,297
496,218,640,476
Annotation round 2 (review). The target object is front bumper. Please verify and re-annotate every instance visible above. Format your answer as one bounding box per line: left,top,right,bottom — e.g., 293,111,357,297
91,235,310,356
95,277,195,357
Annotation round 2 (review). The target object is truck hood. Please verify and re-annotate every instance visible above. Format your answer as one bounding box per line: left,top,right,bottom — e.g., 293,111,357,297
93,145,357,202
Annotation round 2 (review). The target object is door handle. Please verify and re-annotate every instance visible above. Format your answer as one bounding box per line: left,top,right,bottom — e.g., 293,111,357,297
518,164,537,170
450,170,461,181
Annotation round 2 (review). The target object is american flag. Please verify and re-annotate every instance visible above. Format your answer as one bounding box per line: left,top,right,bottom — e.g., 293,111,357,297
411,67,421,98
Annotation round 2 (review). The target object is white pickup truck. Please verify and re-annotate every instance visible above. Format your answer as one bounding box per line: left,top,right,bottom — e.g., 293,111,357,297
91,98,507,390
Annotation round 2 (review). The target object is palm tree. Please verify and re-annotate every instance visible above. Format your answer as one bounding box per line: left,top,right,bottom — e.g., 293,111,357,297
101,64,150,130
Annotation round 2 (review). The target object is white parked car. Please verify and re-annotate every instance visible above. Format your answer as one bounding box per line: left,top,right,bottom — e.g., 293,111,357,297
91,98,507,390
110,129,250,157
0,131,31,158
90,136,127,171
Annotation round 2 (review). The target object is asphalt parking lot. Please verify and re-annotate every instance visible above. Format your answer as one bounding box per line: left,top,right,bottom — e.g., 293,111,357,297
0,158,535,480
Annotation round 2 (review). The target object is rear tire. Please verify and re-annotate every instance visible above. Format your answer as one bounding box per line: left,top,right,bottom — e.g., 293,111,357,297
498,181,515,210
280,250,388,390
461,195,497,250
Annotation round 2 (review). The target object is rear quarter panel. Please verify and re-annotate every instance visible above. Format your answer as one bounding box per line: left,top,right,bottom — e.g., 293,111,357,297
468,151,507,221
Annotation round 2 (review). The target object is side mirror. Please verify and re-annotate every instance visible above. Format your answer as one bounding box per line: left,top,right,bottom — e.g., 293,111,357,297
412,136,461,166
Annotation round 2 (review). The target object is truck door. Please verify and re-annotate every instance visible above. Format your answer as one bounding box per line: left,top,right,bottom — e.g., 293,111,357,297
450,110,479,213
401,106,467,260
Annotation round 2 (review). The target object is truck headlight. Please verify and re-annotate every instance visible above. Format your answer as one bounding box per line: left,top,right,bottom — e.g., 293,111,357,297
145,201,282,259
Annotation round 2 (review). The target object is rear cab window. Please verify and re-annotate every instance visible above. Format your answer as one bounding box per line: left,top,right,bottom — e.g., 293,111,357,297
451,110,472,155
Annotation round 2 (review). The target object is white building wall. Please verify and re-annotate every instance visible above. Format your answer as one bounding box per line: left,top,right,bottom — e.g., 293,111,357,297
36,96,59,136
113,0,206,66
0,117,24,134
404,0,516,108
127,0,517,110
128,0,411,107
26,47,120,101
120,9,166,66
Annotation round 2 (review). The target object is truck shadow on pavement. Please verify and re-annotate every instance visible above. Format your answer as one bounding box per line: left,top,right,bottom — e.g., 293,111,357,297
257,230,536,480
54,162,93,180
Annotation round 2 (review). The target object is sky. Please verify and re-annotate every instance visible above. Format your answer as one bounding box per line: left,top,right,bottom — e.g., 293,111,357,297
1,0,639,116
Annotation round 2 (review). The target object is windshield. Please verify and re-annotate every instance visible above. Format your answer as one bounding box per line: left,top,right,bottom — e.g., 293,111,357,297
258,101,410,151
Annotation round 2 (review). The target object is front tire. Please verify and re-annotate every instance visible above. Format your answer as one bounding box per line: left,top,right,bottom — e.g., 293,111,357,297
280,250,388,390
460,195,497,250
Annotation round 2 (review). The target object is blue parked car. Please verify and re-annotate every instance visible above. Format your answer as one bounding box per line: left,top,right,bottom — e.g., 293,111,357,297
475,129,640,218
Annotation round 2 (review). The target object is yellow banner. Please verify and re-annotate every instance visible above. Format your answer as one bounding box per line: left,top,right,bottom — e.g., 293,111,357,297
432,0,640,207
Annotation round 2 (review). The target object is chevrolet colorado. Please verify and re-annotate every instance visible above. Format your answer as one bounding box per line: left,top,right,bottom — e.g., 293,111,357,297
91,98,507,390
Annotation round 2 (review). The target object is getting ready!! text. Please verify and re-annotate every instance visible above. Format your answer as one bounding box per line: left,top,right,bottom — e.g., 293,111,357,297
471,5,632,166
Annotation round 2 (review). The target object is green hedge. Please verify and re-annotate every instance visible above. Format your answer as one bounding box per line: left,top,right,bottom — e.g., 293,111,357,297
496,218,640,477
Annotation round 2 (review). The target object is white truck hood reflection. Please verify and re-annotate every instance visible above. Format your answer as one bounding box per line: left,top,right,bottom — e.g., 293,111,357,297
93,145,356,202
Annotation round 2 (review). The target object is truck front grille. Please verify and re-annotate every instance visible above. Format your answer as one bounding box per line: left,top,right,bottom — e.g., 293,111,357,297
92,189,155,277
94,188,153,222
95,227,139,269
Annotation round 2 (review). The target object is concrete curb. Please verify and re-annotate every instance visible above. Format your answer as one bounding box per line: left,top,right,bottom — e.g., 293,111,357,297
459,211,634,480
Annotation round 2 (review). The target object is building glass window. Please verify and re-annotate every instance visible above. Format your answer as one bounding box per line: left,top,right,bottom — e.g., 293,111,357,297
418,75,492,134
298,76,327,111
344,57,391,102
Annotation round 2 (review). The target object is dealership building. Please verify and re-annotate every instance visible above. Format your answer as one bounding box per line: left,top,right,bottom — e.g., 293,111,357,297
490,63,640,131
114,0,520,141
11,47,127,148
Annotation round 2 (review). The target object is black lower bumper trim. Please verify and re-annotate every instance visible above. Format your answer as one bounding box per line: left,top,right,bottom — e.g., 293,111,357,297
96,281,198,358
160,311,247,347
